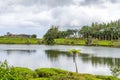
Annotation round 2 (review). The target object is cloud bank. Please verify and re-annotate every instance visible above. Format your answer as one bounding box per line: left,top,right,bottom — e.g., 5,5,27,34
0,0,120,37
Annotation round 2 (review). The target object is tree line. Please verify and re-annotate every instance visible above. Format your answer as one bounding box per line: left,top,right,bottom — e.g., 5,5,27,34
43,19,120,44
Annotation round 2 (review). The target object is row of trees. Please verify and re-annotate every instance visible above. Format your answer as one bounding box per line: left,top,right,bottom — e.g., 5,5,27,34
80,20,120,40
43,19,120,44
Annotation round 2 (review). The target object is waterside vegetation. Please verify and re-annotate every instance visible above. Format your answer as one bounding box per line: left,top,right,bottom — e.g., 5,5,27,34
0,61,120,80
0,19,120,47
43,19,120,47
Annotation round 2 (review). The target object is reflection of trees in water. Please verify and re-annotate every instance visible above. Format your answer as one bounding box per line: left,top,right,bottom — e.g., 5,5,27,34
80,54,120,67
45,50,71,61
45,50,120,68
5,49,36,55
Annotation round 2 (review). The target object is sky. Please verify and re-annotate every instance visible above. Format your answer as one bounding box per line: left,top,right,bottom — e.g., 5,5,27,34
0,0,120,38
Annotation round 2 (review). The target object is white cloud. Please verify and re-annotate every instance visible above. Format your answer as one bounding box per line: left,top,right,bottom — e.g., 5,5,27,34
0,0,119,37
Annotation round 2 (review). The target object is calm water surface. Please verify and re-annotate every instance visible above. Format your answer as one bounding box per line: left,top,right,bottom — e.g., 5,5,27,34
0,44,120,76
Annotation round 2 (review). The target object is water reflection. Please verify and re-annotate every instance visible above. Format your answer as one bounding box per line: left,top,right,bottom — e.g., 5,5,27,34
4,49,36,55
45,50,120,68
80,54,120,67
45,50,71,61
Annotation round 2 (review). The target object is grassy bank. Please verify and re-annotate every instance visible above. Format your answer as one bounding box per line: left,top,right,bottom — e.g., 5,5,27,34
1,67,120,80
55,38,86,45
0,37,120,47
0,61,120,80
55,38,120,47
0,37,42,44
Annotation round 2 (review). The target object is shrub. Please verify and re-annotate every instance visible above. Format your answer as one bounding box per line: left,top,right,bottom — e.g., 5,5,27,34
0,61,38,80
0,60,24,80
12,67,38,79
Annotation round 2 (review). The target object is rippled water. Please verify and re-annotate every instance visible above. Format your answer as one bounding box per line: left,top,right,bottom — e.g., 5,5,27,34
0,44,120,76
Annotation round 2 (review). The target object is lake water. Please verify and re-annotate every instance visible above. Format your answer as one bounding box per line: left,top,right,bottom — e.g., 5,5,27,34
0,44,120,76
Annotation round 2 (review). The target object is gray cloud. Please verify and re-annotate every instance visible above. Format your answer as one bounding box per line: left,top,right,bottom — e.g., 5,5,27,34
0,0,120,37
80,0,104,5
109,0,120,3
80,0,120,6
2,0,74,7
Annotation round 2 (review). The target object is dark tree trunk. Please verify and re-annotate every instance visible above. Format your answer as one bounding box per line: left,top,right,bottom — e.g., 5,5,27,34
73,53,78,73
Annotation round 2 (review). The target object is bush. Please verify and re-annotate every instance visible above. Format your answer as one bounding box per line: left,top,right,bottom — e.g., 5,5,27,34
35,68,67,78
12,67,38,79
0,61,38,80
0,60,24,80
96,75,120,80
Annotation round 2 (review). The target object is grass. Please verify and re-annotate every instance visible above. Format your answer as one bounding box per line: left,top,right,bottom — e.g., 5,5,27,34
55,38,86,45
0,61,120,80
0,37,42,44
55,38,120,47
32,68,120,80
0,37,120,47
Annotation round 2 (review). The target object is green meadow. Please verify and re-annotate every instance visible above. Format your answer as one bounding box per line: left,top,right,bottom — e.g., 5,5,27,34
55,38,120,47
0,37,120,47
0,37,42,44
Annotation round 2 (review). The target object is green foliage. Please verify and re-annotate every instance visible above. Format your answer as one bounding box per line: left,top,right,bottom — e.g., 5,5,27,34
0,61,37,80
12,67,38,79
44,37,55,45
43,19,120,46
69,49,80,54
35,68,120,80
79,20,120,40
0,60,24,80
0,61,120,80
96,75,120,80
35,68,67,78
30,78,52,80
31,34,37,38
43,26,59,45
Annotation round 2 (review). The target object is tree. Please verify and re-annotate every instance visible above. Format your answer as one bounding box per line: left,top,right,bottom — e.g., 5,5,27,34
69,49,80,73
31,34,37,38
43,26,59,45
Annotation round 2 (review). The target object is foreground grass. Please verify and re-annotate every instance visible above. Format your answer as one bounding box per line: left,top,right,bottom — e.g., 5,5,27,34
0,61,120,80
3,67,120,80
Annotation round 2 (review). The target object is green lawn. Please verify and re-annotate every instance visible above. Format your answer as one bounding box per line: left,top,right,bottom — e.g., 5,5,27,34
55,38,86,45
55,38,120,47
0,37,42,44
0,37,120,47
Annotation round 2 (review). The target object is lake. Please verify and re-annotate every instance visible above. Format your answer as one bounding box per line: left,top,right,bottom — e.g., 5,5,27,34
0,44,120,76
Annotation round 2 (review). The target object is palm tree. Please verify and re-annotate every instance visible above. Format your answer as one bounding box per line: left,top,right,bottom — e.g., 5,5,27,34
69,49,80,73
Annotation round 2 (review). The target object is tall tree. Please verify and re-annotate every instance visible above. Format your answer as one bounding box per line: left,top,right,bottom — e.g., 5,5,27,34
43,25,59,45
69,49,80,73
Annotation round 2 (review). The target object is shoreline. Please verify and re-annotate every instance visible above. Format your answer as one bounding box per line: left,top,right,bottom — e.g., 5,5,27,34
0,37,119,48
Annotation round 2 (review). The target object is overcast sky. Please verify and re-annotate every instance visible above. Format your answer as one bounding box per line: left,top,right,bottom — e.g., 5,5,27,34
0,0,120,37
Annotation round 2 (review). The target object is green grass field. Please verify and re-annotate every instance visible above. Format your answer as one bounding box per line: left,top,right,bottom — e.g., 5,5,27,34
55,38,86,45
0,37,120,47
0,37,42,44
55,38,120,47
